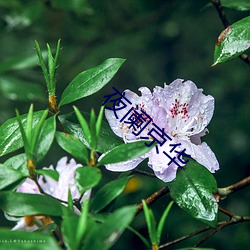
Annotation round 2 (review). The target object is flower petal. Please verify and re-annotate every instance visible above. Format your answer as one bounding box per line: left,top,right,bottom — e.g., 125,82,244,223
180,139,219,173
153,79,214,137
105,156,146,172
16,178,40,194
12,218,38,231
148,143,179,182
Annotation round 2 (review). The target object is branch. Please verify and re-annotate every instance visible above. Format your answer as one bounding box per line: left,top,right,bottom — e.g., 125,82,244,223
211,0,250,66
218,176,250,198
193,216,250,247
134,169,156,178
159,216,250,249
136,186,169,215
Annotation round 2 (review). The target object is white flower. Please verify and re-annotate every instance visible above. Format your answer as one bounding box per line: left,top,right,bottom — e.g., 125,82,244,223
103,79,219,182
12,157,90,231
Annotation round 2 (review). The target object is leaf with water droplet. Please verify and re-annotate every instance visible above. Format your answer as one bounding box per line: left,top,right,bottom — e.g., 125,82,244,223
213,16,250,65
168,159,218,227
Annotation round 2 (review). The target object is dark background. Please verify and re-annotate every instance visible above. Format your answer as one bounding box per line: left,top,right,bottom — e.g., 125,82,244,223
0,0,249,249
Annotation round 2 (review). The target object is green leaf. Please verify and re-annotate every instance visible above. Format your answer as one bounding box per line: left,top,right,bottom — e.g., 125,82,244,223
97,140,154,166
0,192,65,216
56,131,89,165
213,16,250,65
157,201,174,244
91,176,132,213
36,116,56,162
4,153,28,175
59,58,125,106
0,76,46,102
127,226,151,248
0,164,27,190
62,215,80,250
0,228,60,250
36,169,59,181
142,200,157,245
96,106,105,140
52,0,93,14
75,167,102,194
168,160,218,227
59,112,123,153
90,108,97,150
0,51,47,74
83,205,137,250
221,0,250,11
0,111,44,157
176,248,216,250
62,201,89,250
73,106,91,147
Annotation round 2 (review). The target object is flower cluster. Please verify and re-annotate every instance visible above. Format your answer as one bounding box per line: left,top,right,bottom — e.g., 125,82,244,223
103,79,219,182
11,157,89,231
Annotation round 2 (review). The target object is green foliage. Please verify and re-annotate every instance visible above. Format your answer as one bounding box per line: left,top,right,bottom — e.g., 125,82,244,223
59,58,125,107
75,167,102,194
59,112,123,153
221,0,250,11
35,40,61,97
56,131,89,165
213,16,250,65
168,160,218,227
0,192,66,216
0,228,60,250
0,164,27,190
83,205,137,250
91,176,132,213
0,76,45,102
142,200,174,247
97,140,154,166
0,110,44,157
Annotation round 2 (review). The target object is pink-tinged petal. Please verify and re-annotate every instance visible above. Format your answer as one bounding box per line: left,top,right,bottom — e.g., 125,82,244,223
16,178,40,194
180,139,219,173
148,143,179,182
104,156,146,172
153,79,214,137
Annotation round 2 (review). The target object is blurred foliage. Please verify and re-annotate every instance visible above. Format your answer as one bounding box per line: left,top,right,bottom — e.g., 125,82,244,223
0,0,249,249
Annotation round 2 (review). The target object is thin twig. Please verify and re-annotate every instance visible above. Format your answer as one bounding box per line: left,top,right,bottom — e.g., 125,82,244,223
218,176,250,198
218,206,235,218
136,186,169,215
193,216,250,247
211,0,250,66
134,169,157,178
160,216,250,249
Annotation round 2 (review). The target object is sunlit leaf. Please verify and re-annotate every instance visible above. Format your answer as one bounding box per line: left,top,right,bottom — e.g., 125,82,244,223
97,140,154,166
59,58,125,106
0,111,44,157
168,160,218,227
213,16,250,65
